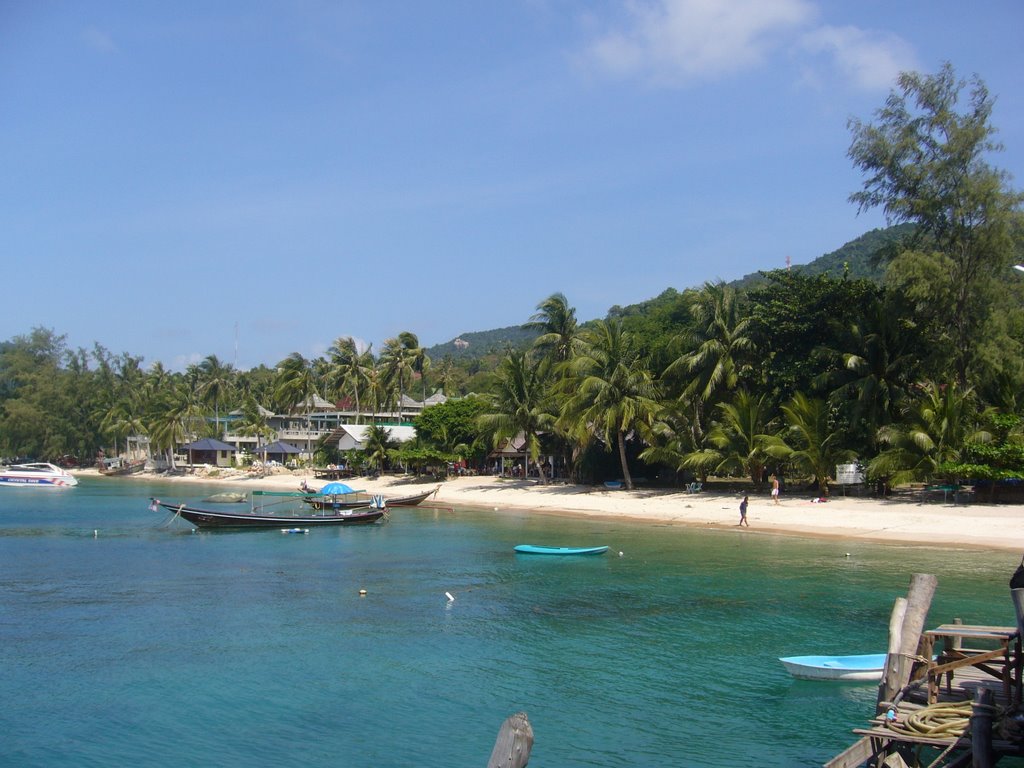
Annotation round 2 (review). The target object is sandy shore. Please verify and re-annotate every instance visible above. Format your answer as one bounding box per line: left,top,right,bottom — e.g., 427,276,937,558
77,466,1024,554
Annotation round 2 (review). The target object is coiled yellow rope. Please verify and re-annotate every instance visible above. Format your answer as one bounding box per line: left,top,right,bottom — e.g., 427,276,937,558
888,702,974,738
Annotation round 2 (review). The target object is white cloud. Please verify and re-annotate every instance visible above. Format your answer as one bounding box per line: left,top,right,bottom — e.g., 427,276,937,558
581,1,918,92
584,0,816,85
800,25,917,91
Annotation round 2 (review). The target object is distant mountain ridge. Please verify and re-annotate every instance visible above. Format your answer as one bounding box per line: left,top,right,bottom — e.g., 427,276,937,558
425,224,909,360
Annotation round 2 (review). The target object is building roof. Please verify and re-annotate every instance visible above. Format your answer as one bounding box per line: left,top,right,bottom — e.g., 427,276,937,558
335,424,416,450
253,440,303,454
181,437,237,452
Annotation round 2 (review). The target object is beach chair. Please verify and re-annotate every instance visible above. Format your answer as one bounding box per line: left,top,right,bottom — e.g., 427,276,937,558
686,481,702,493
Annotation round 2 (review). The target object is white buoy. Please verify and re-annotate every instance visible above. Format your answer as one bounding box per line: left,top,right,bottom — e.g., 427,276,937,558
445,591,455,602
93,530,98,538
618,551,624,557
359,588,367,596
845,553,851,558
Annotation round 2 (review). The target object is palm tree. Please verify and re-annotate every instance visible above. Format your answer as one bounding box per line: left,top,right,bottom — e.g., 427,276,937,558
198,355,234,439
685,390,776,485
99,401,146,460
329,336,371,423
381,332,420,422
763,393,855,497
148,384,203,470
665,281,755,403
559,319,660,490
273,353,318,415
478,350,554,484
363,423,396,475
527,292,581,364
814,297,920,454
638,398,698,485
868,381,992,486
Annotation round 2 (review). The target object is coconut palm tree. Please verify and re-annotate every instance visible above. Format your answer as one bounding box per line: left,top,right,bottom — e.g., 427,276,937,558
329,336,371,423
814,296,921,454
867,381,992,486
527,292,582,364
363,423,396,475
683,390,776,485
381,333,420,422
762,392,855,497
559,319,660,490
198,355,234,439
273,353,318,415
478,349,554,484
665,281,755,403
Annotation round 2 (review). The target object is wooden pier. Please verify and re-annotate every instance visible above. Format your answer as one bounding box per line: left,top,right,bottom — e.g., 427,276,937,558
826,575,1024,768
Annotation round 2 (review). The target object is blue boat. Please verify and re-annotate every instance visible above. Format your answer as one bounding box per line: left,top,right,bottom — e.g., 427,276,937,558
779,653,887,681
514,544,609,556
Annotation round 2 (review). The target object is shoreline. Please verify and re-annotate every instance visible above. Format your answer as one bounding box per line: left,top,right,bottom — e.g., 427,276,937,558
75,467,1024,554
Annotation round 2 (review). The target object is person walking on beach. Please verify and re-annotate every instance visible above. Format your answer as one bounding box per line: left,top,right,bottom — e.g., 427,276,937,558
771,475,780,505
739,496,749,526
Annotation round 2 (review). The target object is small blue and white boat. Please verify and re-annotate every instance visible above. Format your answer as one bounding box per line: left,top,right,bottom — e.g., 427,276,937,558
514,544,609,556
779,653,887,681
0,462,78,488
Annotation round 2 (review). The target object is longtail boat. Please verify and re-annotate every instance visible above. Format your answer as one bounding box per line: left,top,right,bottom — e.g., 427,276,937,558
150,495,387,530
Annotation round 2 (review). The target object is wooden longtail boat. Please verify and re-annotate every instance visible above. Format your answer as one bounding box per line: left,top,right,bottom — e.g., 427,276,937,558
150,497,387,529
302,485,440,511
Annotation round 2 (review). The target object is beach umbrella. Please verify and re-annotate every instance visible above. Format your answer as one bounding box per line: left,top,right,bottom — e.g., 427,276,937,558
320,481,357,496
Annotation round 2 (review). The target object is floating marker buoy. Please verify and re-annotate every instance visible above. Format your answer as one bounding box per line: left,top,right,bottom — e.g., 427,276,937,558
445,592,455,602
618,551,624,557
845,553,851,558
94,530,98,538
359,589,367,596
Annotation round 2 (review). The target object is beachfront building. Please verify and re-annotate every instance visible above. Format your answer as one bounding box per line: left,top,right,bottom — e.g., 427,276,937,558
214,391,447,464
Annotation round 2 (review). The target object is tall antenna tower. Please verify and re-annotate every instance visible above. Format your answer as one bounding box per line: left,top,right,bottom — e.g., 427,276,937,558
786,255,791,271
234,321,239,369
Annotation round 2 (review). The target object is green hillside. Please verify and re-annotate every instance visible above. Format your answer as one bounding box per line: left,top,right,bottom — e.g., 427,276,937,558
429,224,911,358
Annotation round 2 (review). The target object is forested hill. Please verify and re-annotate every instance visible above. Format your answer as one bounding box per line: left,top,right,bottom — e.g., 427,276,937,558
425,224,910,360
730,223,912,289
424,325,537,362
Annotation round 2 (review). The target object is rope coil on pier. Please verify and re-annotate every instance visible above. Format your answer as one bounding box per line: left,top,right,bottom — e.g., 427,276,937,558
888,701,974,738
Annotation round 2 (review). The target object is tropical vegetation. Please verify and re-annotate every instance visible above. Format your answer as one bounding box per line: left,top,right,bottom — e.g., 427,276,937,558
2,64,1024,497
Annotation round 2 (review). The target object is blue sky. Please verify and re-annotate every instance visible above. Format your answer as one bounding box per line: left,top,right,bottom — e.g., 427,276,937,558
2,1,1022,371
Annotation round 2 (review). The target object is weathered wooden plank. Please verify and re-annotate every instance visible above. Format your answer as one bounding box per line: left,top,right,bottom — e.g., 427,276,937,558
822,735,878,768
487,712,533,768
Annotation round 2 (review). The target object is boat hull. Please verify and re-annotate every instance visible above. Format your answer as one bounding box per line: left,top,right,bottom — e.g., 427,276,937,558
155,501,385,529
514,545,609,556
779,654,886,681
0,463,78,488
302,486,439,511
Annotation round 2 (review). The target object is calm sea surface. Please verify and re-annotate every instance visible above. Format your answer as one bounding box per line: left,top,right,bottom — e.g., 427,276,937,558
1,477,1020,767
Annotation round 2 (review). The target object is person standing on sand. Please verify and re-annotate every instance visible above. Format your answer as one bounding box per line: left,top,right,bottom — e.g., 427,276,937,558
771,475,780,505
739,496,749,526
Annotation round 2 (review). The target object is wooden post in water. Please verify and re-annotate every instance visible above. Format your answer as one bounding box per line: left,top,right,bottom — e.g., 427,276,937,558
487,712,533,768
971,687,996,768
877,574,938,714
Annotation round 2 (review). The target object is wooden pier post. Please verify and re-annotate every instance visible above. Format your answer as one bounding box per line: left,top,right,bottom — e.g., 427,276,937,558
877,574,938,714
970,687,995,768
487,712,533,768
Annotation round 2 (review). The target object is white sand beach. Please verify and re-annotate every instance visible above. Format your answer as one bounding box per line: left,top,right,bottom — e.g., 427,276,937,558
79,467,1024,553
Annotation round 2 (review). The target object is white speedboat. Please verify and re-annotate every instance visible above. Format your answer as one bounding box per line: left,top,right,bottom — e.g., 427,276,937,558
0,462,79,488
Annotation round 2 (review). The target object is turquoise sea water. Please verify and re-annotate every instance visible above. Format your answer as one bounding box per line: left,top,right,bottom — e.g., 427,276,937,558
1,478,1020,767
